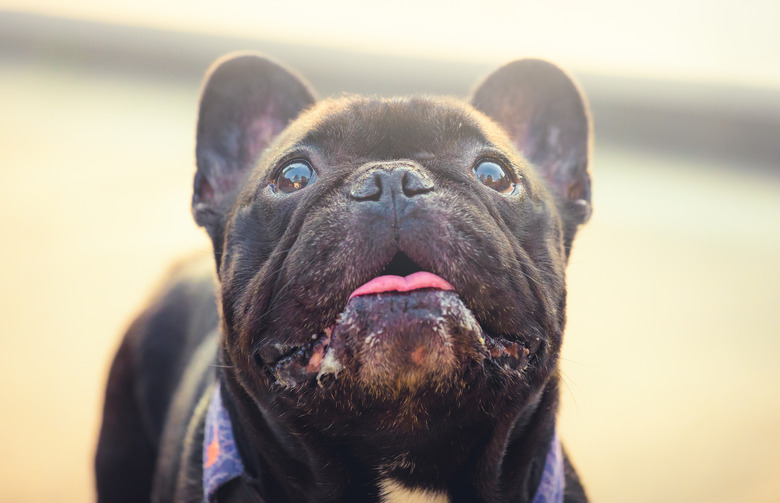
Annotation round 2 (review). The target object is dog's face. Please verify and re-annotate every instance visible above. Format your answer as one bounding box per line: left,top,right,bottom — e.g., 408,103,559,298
192,54,590,452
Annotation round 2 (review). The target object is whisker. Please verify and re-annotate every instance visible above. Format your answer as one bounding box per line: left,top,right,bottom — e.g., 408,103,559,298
557,368,582,414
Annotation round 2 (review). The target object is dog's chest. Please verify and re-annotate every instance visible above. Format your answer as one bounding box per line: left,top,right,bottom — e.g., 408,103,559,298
379,479,450,503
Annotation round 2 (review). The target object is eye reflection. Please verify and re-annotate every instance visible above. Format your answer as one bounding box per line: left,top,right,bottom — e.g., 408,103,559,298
276,160,316,193
473,160,514,193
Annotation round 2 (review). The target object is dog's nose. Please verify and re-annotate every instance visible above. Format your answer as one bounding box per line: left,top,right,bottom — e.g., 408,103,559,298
349,164,434,202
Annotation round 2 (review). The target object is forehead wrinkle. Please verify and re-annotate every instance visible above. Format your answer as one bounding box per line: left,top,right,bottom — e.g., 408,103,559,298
289,96,494,161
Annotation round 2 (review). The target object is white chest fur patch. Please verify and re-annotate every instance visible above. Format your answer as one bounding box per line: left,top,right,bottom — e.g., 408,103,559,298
379,479,450,503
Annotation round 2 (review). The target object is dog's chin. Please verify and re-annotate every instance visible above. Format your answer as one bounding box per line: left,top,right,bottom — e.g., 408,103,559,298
269,290,534,396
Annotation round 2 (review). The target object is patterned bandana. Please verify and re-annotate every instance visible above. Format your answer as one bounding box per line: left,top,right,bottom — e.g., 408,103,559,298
530,429,565,503
202,385,246,501
203,385,564,503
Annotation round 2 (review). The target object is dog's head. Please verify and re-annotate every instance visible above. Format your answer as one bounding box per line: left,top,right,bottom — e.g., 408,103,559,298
192,53,590,451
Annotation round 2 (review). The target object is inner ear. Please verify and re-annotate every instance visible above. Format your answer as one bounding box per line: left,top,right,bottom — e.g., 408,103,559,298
193,52,316,244
471,59,592,223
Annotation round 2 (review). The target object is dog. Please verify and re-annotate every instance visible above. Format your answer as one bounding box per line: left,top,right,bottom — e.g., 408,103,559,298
96,52,592,503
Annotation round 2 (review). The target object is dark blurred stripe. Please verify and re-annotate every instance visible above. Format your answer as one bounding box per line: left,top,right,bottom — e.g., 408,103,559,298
2,9,779,171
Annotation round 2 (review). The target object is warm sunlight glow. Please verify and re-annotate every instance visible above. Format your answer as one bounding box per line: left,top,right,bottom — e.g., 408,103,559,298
4,0,780,88
2,2,779,502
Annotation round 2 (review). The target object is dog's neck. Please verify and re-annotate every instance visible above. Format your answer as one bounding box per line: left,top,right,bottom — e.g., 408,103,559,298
220,367,560,503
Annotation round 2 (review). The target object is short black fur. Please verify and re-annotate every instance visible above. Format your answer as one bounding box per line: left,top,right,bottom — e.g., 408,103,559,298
96,53,592,503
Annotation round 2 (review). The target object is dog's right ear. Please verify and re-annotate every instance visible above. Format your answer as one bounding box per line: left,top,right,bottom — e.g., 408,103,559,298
193,53,315,250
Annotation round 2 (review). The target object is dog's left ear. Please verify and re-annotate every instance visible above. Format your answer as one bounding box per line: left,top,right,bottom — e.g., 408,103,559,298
471,59,592,229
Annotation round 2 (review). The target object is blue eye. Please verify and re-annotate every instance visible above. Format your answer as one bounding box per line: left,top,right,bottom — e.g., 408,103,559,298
473,160,514,193
275,160,316,193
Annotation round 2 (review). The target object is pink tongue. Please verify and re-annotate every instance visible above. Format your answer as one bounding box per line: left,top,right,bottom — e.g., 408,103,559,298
349,271,455,299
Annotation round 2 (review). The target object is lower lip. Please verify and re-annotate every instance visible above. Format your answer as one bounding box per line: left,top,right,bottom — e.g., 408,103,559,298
349,271,455,299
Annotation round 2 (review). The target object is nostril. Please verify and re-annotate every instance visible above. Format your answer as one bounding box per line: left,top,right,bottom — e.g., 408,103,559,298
402,169,434,197
350,172,382,201
350,164,433,201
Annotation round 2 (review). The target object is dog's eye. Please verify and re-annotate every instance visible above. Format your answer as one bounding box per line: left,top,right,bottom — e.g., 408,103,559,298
275,160,317,193
473,160,514,193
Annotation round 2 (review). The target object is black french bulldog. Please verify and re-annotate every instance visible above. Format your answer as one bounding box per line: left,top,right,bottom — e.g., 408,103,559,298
96,52,592,503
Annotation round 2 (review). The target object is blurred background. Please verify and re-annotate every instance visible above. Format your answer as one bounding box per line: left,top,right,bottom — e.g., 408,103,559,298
1,1,779,501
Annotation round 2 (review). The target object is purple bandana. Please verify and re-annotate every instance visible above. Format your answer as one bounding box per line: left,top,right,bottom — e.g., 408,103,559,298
203,385,564,502
531,429,565,503
202,385,246,502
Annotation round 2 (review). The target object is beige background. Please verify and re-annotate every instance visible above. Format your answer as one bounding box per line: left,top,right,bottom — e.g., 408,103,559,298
2,4,780,501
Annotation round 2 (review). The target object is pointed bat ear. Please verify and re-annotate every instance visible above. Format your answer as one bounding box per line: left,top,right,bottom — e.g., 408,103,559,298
193,53,316,247
471,59,592,225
